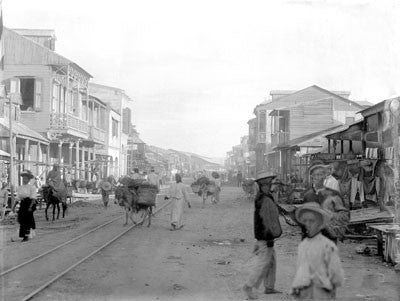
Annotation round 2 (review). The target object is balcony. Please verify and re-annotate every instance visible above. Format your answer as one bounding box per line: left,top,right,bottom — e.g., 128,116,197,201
271,131,289,147
90,125,106,144
49,113,88,135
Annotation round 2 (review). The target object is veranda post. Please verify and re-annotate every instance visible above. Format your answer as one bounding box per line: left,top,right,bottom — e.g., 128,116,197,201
388,97,400,269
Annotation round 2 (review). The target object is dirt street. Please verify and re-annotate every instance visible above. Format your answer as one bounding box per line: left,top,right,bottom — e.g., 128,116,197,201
1,185,400,301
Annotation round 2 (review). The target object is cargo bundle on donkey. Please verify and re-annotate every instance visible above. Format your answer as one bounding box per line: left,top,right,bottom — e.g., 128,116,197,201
191,176,218,207
115,177,158,226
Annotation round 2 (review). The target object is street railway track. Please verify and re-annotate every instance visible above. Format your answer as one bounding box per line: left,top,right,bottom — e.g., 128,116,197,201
1,199,172,301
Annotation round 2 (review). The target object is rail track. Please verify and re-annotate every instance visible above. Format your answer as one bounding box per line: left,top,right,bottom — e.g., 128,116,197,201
1,199,172,301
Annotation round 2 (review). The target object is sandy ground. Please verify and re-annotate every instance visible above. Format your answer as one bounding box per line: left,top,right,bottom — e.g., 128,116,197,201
1,185,400,301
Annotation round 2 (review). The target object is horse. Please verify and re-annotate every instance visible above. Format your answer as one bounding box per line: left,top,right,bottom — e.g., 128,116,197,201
114,185,153,227
42,185,67,221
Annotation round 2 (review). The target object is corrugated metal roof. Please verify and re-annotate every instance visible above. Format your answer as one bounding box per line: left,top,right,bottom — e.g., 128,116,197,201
0,118,49,143
5,28,92,78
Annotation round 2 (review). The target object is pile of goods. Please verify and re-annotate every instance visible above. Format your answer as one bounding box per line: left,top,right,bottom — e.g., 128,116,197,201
191,176,211,194
211,171,220,179
118,176,158,206
137,182,158,206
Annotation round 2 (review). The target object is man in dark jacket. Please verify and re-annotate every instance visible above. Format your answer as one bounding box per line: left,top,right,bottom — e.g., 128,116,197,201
243,171,282,299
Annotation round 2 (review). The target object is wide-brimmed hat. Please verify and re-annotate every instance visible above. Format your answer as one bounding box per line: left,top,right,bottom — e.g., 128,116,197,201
309,164,329,175
100,181,112,191
255,171,277,182
20,170,34,179
295,202,331,228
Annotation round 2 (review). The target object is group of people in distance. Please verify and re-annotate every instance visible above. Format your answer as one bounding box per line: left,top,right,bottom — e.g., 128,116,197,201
244,164,349,300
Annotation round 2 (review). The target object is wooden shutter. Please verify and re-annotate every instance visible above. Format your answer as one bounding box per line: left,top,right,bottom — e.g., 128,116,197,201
34,78,42,111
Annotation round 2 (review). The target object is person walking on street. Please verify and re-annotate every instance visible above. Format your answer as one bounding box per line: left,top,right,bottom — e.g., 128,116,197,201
243,171,282,299
0,182,8,220
16,170,37,242
211,171,221,203
291,202,344,300
237,171,243,187
100,179,112,208
167,173,191,231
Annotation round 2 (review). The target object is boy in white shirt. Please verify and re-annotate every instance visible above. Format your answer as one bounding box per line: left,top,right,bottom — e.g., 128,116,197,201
291,202,344,300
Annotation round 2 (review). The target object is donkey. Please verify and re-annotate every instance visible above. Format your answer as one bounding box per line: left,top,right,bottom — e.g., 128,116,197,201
114,185,153,227
198,182,218,208
42,185,67,221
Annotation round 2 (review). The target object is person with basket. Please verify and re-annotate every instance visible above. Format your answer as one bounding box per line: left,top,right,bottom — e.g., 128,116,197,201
243,171,282,299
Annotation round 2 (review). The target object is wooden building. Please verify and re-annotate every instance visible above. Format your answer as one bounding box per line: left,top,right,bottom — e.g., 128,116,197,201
2,28,106,181
268,85,364,180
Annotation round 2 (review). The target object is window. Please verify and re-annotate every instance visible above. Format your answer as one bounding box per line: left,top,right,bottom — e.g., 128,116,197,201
52,83,60,113
20,78,34,111
122,107,131,134
112,118,118,137
259,110,266,132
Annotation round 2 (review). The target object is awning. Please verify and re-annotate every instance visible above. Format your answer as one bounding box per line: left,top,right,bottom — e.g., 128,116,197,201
0,149,10,157
0,118,49,144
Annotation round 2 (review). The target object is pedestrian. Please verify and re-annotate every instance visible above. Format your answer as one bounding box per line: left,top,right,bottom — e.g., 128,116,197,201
291,202,344,300
100,179,112,208
243,171,282,300
147,167,160,192
167,173,191,231
303,164,349,244
16,170,37,242
237,171,243,187
211,171,221,203
0,182,8,221
131,168,141,180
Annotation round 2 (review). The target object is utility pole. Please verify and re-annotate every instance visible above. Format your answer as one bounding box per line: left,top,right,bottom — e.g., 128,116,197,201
8,93,15,211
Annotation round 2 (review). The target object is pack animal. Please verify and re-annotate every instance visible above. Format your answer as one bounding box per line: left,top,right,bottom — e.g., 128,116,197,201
114,185,153,227
198,182,218,207
42,185,67,221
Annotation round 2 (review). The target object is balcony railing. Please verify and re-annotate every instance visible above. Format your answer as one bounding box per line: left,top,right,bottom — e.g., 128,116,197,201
90,125,106,144
49,113,88,133
271,131,289,147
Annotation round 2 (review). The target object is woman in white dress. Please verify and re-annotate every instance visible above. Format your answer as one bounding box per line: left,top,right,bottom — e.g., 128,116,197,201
17,170,37,242
168,174,190,231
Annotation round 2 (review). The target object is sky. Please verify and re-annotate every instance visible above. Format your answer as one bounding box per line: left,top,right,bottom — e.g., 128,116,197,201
3,0,400,158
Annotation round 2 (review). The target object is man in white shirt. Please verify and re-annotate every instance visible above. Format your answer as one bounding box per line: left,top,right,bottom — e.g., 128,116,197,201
324,165,340,193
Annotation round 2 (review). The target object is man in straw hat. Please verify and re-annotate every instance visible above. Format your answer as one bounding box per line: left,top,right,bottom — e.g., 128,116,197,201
304,164,349,244
291,202,344,300
100,178,112,208
243,171,282,299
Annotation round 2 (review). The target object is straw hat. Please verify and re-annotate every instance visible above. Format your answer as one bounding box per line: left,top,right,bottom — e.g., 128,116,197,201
295,202,331,228
100,181,112,191
309,164,329,175
20,170,34,179
255,171,277,182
